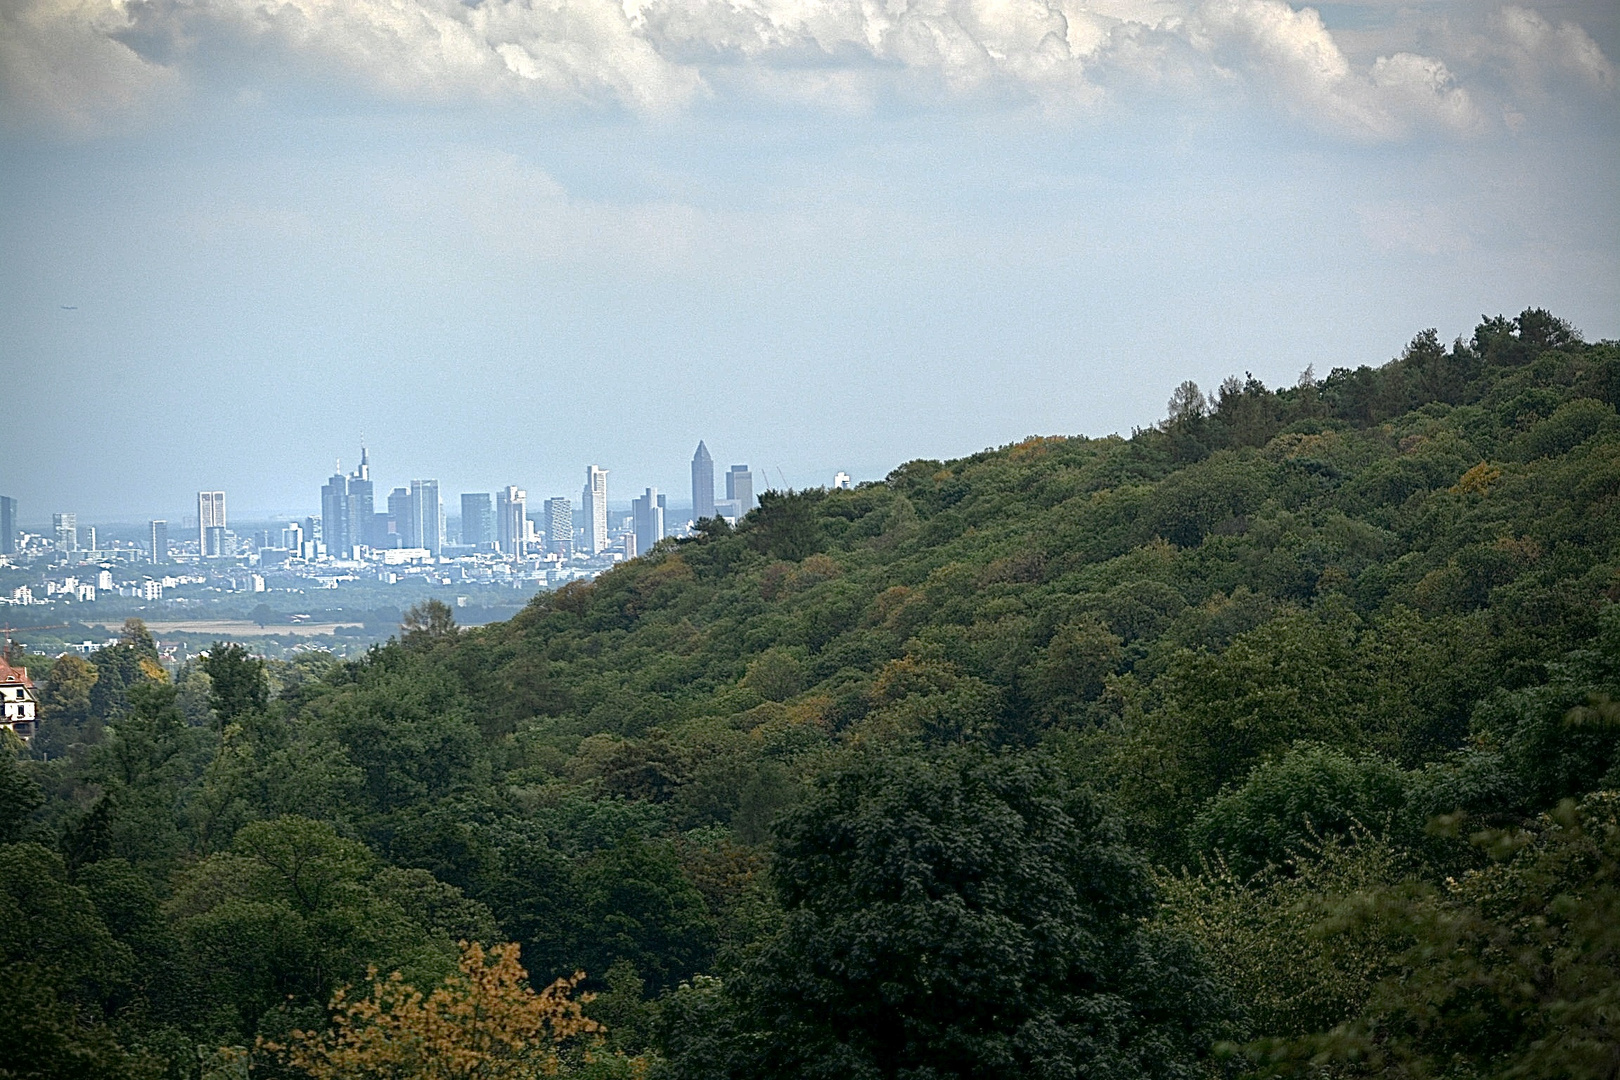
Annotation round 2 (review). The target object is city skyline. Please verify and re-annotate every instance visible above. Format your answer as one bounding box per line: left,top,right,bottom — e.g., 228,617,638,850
2,441,809,533
3,440,823,526
7,6,1613,526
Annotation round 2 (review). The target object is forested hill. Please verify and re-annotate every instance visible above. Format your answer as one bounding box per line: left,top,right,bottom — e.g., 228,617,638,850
7,308,1620,1079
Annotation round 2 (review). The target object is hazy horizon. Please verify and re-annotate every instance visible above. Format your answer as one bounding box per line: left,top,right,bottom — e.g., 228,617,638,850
5,0,1617,521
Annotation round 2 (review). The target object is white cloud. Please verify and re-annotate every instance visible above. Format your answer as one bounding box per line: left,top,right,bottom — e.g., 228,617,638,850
1488,5,1615,93
0,0,1610,137
1184,0,1479,137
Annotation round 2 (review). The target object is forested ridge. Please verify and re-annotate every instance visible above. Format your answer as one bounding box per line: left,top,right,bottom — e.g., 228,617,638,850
6,308,1620,1079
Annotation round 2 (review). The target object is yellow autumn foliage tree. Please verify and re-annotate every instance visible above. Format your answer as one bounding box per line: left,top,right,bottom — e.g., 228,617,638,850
267,942,614,1079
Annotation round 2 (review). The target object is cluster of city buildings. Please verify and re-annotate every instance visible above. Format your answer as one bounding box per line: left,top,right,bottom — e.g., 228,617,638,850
1,444,854,607
302,443,761,564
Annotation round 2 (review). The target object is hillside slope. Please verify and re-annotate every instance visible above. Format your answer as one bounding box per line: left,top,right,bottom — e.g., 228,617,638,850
8,308,1620,1078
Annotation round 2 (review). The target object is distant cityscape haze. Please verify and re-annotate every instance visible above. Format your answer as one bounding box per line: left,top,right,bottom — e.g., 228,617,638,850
3,1,1616,520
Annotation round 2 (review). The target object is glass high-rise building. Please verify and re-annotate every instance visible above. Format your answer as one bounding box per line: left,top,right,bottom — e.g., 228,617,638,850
349,446,374,550
387,487,412,547
411,480,442,555
149,520,168,564
320,474,349,558
726,466,754,512
544,497,573,557
198,491,226,556
691,441,715,521
583,465,609,555
0,496,15,555
632,488,666,557
53,512,78,553
461,493,493,547
496,486,526,556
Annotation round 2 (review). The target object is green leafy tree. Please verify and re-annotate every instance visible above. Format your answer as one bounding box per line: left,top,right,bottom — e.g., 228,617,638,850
0,752,44,843
1253,794,1620,1079
85,681,205,868
741,649,804,703
168,816,467,1040
746,490,824,561
203,643,268,726
571,835,714,995
37,653,99,754
0,964,157,1080
1189,743,1412,878
664,745,1230,1079
0,843,133,1009
400,600,458,651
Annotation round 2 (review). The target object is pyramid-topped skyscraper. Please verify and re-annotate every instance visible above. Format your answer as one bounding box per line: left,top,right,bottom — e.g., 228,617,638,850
691,441,715,521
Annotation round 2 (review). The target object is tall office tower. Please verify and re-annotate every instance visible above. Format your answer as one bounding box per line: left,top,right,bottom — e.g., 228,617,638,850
632,488,666,557
726,465,754,512
0,496,15,555
495,486,526,556
461,493,493,547
544,498,573,557
320,472,350,558
349,446,375,549
149,520,169,564
387,487,412,546
53,512,78,552
583,465,609,555
691,441,715,520
198,491,226,556
411,480,443,555
85,527,97,553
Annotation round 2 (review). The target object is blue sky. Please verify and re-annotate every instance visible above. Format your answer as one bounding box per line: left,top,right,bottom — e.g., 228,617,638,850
2,0,1616,522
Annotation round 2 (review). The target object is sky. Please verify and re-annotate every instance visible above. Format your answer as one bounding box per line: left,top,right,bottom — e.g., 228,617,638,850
2,0,1617,524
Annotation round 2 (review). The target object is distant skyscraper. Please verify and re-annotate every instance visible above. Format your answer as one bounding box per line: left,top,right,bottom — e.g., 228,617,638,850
461,493,494,547
53,512,77,553
321,473,350,558
691,441,715,521
149,520,168,564
632,488,666,557
387,487,412,546
198,491,226,556
0,496,15,555
85,527,97,553
583,466,609,555
349,446,375,549
411,480,442,555
496,486,527,557
544,498,573,557
726,466,754,512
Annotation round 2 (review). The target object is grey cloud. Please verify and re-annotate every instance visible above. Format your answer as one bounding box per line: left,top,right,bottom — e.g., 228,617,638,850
0,0,1610,136
1,0,178,130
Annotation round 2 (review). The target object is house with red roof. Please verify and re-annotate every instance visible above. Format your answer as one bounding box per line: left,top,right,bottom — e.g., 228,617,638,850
0,660,38,744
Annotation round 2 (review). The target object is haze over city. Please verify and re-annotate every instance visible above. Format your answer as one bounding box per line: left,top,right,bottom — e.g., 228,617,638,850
4,0,1617,520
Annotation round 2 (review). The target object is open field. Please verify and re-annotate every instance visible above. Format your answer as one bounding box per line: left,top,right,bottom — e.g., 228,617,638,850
132,620,357,637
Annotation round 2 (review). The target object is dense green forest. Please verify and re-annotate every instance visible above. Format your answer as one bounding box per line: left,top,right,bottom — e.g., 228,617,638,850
6,309,1619,1079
